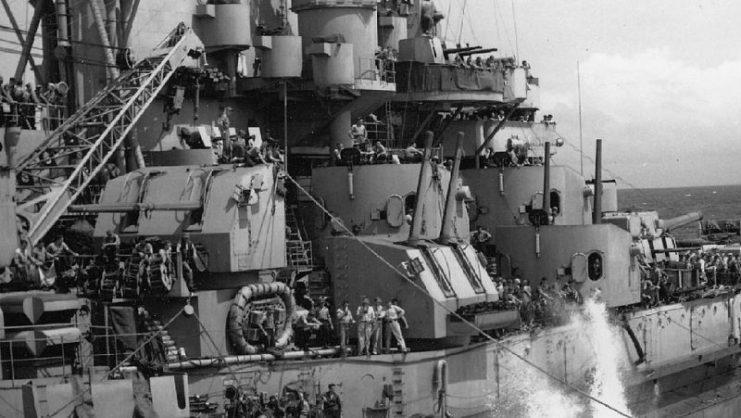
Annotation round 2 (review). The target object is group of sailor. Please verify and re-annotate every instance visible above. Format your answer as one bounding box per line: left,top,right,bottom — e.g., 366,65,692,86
334,297,409,356
178,105,284,166
222,383,342,418
638,248,741,308
0,76,67,130
7,235,79,288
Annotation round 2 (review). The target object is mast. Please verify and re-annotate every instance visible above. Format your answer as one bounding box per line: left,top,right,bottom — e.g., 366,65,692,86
578,61,584,176
593,139,602,224
543,141,551,224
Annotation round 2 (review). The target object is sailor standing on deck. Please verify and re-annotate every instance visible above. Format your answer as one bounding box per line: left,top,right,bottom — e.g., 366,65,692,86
216,105,232,137
356,297,376,355
336,301,355,355
371,297,386,355
349,118,368,148
316,298,334,347
385,299,408,353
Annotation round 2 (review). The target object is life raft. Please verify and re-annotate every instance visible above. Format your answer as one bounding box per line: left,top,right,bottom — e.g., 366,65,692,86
227,282,295,354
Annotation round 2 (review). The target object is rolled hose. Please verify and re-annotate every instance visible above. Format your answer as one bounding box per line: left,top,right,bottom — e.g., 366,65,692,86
227,282,295,354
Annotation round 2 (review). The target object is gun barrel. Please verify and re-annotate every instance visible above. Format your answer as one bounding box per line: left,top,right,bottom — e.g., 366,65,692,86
458,48,499,57
658,211,703,231
443,46,482,54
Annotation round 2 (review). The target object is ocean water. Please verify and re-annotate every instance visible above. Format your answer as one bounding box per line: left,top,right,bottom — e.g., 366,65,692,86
618,184,741,239
618,184,741,220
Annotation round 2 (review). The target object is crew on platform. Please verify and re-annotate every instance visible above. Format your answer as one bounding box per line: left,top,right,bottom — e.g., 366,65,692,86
371,297,386,355
385,298,408,353
471,225,492,253
336,301,355,354
356,297,375,355
46,234,79,276
349,118,368,147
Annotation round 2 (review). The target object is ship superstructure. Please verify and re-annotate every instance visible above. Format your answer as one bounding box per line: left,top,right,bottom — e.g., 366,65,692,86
1,1,741,417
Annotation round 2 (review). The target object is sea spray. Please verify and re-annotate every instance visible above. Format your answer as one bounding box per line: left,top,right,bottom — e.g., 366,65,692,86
574,297,632,418
487,296,632,417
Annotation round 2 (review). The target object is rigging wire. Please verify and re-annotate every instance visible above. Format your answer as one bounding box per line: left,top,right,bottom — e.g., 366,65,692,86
510,0,519,60
47,306,187,418
457,0,467,45
284,172,633,418
491,0,515,56
0,36,42,50
443,0,453,42
0,45,43,58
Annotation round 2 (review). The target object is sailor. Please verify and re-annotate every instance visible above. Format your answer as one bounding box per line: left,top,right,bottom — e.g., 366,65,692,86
561,280,582,304
322,384,342,418
47,234,79,275
372,140,388,163
508,146,520,166
31,241,52,288
471,226,492,253
296,391,310,418
316,298,334,347
293,308,321,351
101,230,121,266
216,105,232,137
403,141,423,162
356,297,375,355
266,395,285,417
385,299,408,353
331,142,343,166
180,233,199,289
371,297,386,355
349,118,367,148
12,239,35,284
336,301,355,354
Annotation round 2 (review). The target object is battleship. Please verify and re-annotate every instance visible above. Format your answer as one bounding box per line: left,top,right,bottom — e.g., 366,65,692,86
1,1,741,417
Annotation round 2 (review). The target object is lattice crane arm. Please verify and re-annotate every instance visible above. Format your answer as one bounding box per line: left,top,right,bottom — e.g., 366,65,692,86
7,23,204,261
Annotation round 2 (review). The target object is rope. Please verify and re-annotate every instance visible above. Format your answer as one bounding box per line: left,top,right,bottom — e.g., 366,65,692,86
47,306,186,418
510,0,519,60
193,311,244,389
0,391,22,415
284,173,633,417
668,313,732,350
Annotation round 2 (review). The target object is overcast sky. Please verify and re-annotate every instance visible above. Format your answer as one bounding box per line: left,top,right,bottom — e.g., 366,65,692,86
3,1,741,188
439,0,741,188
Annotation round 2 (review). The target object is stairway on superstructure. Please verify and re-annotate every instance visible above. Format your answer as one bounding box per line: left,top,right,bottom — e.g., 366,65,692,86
285,205,314,274
283,204,333,301
13,23,202,247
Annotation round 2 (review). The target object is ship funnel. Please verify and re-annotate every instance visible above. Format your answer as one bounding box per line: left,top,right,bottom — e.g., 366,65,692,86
658,211,703,232
439,132,464,244
408,131,435,245
542,141,551,225
593,139,602,224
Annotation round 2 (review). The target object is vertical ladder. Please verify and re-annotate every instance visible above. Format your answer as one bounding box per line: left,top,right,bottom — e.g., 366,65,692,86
285,205,313,273
384,101,396,146
14,23,203,246
391,367,405,417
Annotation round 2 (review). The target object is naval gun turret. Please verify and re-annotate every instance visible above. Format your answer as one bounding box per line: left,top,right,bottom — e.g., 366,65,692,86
309,132,514,343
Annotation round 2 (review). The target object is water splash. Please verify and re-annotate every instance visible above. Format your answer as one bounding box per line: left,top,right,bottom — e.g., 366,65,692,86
576,298,631,418
487,296,632,418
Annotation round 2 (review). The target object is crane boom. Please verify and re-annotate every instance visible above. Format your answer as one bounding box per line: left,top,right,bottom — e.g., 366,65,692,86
13,23,203,249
